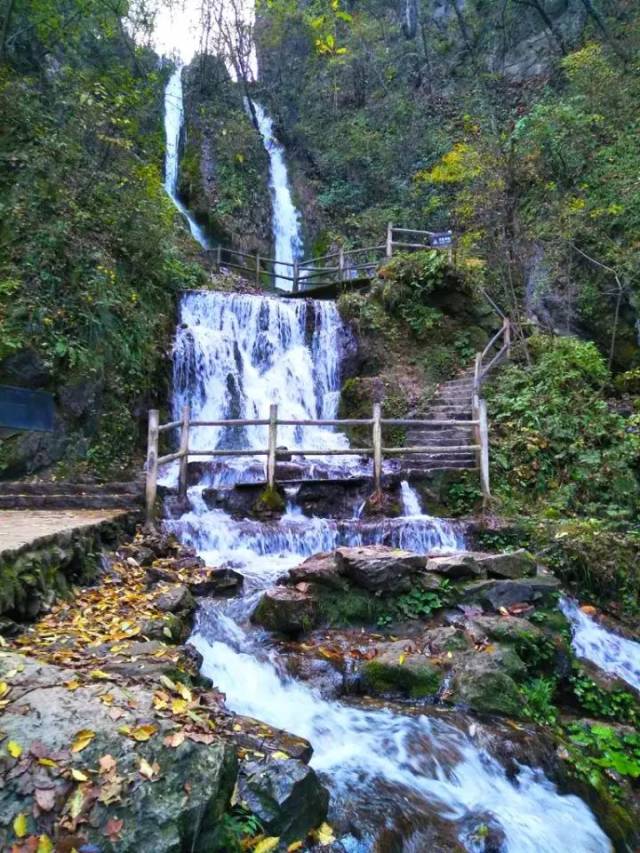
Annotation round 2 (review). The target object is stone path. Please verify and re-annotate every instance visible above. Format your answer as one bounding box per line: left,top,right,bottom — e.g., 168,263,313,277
0,509,132,554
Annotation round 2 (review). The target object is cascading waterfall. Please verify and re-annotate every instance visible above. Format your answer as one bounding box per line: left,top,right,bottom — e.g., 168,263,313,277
560,597,640,692
251,101,304,290
165,289,610,851
164,67,211,249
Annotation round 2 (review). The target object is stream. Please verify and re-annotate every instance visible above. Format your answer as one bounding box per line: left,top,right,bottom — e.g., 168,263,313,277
159,67,619,852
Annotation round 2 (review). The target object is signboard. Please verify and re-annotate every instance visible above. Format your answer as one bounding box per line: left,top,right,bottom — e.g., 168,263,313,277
430,230,454,249
0,385,54,432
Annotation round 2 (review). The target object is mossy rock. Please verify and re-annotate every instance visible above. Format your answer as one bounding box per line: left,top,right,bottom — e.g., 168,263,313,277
316,587,386,627
252,486,286,518
362,657,442,699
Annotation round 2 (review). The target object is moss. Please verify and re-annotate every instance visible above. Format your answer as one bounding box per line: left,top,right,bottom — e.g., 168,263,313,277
316,587,386,627
362,659,442,699
253,486,286,517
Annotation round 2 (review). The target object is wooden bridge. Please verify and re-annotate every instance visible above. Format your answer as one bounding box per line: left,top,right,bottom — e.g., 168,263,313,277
144,317,511,525
207,224,454,297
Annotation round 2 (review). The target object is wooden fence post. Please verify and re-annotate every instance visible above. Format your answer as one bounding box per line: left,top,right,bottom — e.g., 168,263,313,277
338,246,345,283
178,404,190,500
372,402,383,494
292,261,299,293
504,317,511,356
479,398,491,506
267,403,278,489
145,409,159,528
386,223,393,258
256,252,261,287
216,245,222,271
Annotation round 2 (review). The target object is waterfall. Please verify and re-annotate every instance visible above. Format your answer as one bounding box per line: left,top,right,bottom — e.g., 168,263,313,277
560,597,640,692
164,289,609,850
251,102,304,290
163,67,211,249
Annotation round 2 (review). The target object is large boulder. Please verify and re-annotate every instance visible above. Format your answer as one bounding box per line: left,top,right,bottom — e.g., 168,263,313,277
238,758,329,843
335,545,425,592
449,646,526,717
460,576,560,610
0,652,236,853
361,640,442,698
426,553,484,580
475,550,537,579
288,552,347,590
469,615,543,645
252,588,318,635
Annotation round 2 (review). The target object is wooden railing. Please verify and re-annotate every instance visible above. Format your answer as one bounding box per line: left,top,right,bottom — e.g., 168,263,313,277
145,402,478,525
206,224,454,293
472,316,512,506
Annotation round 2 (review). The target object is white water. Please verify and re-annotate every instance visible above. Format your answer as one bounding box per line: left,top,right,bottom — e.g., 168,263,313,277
163,289,610,851
400,479,465,551
560,597,640,692
251,101,304,291
164,67,211,249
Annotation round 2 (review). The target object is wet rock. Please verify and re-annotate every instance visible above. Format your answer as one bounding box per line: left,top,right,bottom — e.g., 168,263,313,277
252,588,318,635
336,545,425,593
469,615,542,645
449,646,526,716
286,655,344,698
288,552,347,590
238,757,329,843
187,567,244,597
426,553,484,580
230,716,313,763
475,550,536,579
156,584,196,616
460,576,560,611
421,626,469,653
140,612,191,644
361,640,442,698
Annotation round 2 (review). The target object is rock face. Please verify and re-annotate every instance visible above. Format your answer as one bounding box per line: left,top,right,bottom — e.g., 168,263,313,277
288,552,346,590
361,640,442,698
426,550,536,581
426,553,484,580
469,615,543,645
335,545,425,592
450,647,526,716
0,652,237,852
252,588,318,634
238,758,330,843
460,576,560,610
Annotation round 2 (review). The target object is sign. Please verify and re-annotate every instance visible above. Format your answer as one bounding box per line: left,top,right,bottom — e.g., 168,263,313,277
430,230,454,249
0,385,54,432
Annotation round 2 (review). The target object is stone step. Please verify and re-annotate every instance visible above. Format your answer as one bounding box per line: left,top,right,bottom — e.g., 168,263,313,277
398,453,477,465
0,494,142,510
398,461,478,473
0,481,142,496
402,436,475,447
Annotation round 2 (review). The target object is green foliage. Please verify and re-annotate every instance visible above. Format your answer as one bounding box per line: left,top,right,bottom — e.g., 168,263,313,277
486,335,640,518
377,251,449,338
317,587,386,627
213,806,263,852
520,677,558,725
570,667,638,725
564,722,640,798
388,579,451,622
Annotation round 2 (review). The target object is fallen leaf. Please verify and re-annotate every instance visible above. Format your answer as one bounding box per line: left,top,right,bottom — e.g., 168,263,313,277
130,723,157,742
7,740,22,758
287,843,304,852
171,698,188,715
175,683,192,702
89,670,112,680
102,817,124,840
314,822,336,845
186,731,214,745
71,769,89,782
36,835,54,853
99,754,117,774
0,682,10,699
66,787,86,819
398,654,406,665
37,758,58,768
271,751,289,760
108,707,126,721
254,838,280,853
71,729,95,753
13,813,28,838
35,788,56,812
163,731,186,748
64,679,81,691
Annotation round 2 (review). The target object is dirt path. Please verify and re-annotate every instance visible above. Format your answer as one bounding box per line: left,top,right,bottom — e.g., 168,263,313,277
0,509,131,554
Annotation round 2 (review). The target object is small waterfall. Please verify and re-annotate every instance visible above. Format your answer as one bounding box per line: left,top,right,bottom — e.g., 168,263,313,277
163,67,211,249
560,597,640,692
251,102,304,290
400,480,464,552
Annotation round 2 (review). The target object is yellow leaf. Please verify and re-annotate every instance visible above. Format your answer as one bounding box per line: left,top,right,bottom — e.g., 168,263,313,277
398,654,406,665
129,723,158,742
271,751,290,760
0,681,10,698
67,787,85,819
37,835,54,853
314,822,336,845
7,740,22,758
100,693,114,706
71,768,89,782
159,675,177,691
89,669,111,680
138,757,155,779
175,683,192,702
71,729,95,753
13,812,27,838
287,843,304,852
38,758,58,768
254,838,280,853
65,679,81,691
171,698,188,715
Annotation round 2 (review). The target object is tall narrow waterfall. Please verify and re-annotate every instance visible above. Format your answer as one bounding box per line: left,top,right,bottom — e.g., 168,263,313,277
251,102,304,290
163,68,211,249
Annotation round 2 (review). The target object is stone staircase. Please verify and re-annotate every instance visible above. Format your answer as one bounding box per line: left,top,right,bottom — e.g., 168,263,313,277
398,369,478,478
0,480,144,511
